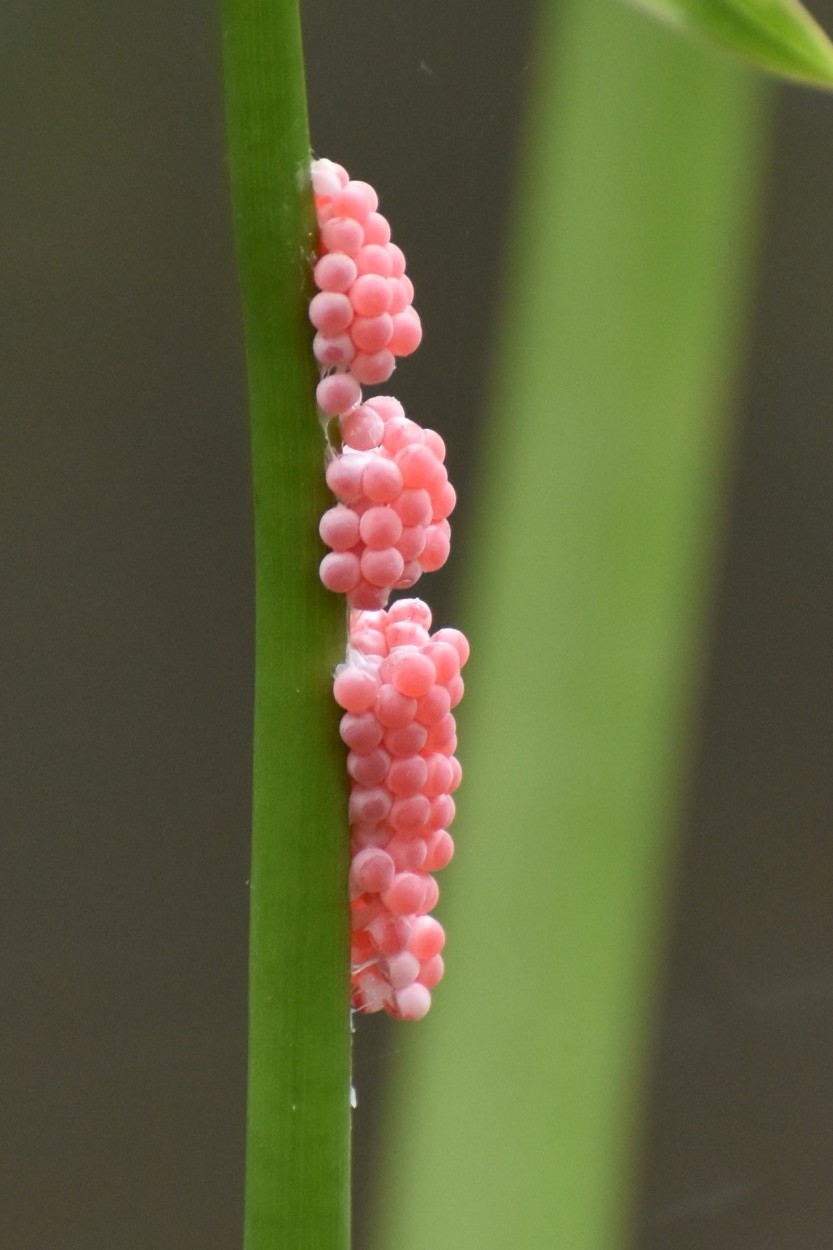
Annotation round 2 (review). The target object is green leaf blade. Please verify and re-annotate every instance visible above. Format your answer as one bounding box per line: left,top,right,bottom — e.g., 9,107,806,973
631,0,833,87
372,2,768,1248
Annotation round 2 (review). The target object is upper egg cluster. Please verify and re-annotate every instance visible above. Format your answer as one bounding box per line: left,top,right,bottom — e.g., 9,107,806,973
310,158,422,401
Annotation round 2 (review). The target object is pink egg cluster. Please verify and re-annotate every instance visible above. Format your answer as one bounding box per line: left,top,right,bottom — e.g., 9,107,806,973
334,599,469,1020
310,158,468,1019
319,394,456,610
310,157,422,400
311,158,455,609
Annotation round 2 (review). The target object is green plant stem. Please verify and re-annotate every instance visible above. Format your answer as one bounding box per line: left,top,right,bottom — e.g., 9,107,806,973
222,3,350,1248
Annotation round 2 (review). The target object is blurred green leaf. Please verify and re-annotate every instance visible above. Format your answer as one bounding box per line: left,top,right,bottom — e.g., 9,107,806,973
631,0,833,87
373,2,767,1248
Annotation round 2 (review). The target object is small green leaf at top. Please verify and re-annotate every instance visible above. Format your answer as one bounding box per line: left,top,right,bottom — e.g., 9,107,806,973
629,0,833,88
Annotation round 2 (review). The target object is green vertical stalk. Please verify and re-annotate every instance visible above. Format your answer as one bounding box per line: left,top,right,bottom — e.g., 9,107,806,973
374,3,766,1248
222,3,350,1248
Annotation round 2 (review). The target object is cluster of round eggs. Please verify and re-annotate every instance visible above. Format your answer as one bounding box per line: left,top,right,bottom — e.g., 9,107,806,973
319,395,456,610
311,160,468,1019
310,157,422,396
334,599,469,1020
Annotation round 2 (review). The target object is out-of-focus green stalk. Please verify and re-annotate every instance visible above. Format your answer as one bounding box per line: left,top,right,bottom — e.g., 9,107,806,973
222,2,350,1247
374,2,767,1248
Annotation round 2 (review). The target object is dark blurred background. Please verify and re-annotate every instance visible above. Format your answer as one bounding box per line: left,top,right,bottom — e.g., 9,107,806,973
2,2,833,1247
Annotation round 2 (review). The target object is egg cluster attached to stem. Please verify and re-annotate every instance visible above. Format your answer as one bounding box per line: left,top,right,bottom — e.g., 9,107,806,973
311,158,469,1018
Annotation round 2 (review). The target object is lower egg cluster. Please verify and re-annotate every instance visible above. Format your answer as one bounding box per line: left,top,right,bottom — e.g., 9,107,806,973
336,598,468,1020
